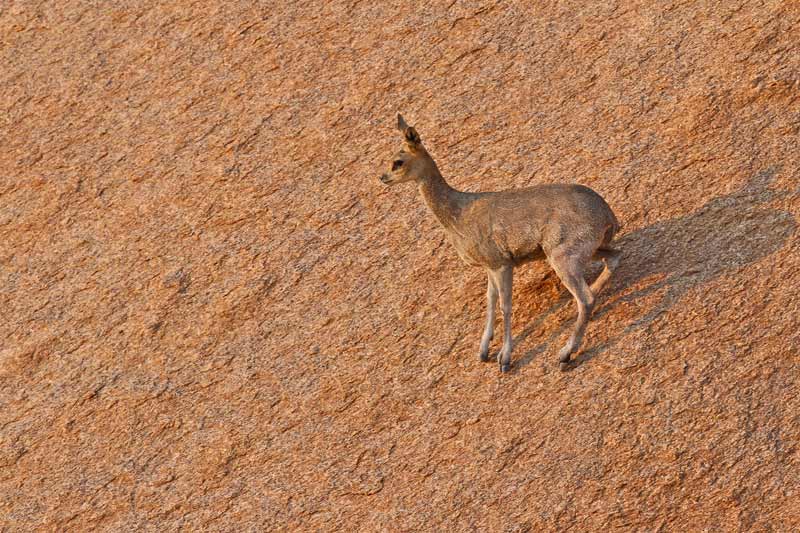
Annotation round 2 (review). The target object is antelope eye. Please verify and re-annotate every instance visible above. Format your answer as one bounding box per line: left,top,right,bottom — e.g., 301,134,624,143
392,160,403,171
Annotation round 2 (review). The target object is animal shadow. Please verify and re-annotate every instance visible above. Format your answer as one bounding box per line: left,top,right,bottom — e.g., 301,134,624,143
517,167,797,371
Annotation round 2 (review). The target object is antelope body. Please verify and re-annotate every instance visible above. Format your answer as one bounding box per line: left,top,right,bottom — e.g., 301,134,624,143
381,114,621,372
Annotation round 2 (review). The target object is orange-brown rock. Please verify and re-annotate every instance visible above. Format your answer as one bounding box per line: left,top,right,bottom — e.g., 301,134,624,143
2,1,799,530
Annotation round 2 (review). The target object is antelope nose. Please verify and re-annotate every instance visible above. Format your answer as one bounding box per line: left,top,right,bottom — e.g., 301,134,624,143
380,174,390,183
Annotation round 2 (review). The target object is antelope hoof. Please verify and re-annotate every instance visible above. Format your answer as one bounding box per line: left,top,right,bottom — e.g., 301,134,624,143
479,351,490,362
500,363,511,373
559,361,572,372
557,345,573,363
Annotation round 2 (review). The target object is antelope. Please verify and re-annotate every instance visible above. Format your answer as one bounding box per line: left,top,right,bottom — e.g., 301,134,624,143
380,114,621,372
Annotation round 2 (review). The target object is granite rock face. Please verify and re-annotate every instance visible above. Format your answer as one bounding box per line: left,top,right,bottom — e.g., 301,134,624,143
2,1,800,530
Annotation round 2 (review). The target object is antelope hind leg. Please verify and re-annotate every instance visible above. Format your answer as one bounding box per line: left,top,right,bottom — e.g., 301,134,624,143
548,250,595,369
590,247,621,295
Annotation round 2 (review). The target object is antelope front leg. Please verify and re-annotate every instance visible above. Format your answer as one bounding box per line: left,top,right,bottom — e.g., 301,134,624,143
478,273,498,362
492,266,514,373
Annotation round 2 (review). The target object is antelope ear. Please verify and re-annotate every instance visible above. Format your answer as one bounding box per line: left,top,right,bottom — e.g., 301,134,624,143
397,114,421,149
397,113,409,132
403,126,421,148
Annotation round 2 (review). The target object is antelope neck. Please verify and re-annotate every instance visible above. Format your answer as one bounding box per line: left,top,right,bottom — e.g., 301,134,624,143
418,170,465,231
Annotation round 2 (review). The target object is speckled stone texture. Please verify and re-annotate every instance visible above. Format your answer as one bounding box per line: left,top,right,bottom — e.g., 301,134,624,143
2,1,799,530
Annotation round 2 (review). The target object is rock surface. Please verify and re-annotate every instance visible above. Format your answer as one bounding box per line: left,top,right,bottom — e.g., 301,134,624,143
2,1,800,530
